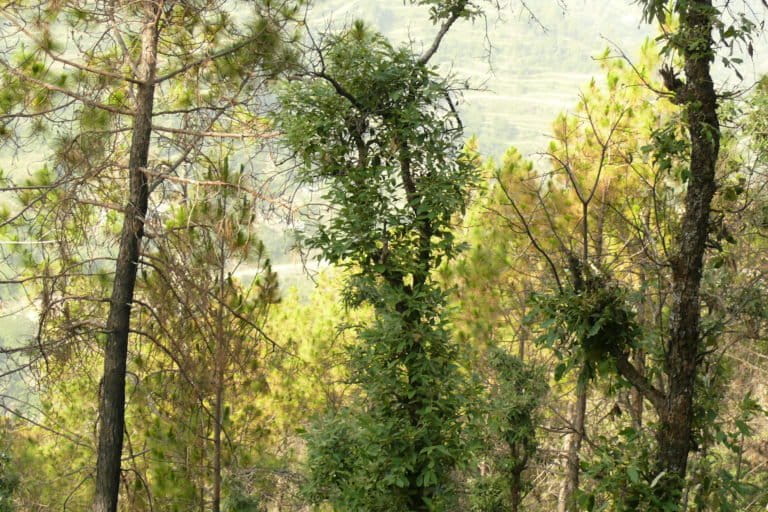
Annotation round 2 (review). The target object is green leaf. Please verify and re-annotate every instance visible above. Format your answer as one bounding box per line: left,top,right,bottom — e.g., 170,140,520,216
627,466,640,484
554,362,568,381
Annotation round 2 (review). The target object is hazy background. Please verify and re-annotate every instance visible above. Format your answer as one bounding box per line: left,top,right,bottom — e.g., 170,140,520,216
311,0,768,158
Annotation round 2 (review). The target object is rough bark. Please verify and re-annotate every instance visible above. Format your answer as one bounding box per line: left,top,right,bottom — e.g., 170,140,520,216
93,4,159,511
612,0,720,506
655,0,720,502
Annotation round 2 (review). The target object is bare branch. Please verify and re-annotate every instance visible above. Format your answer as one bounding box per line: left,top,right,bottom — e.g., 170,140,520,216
312,71,366,111
142,169,295,212
154,34,264,84
152,124,278,139
418,0,470,66
611,347,665,413
598,36,674,99
496,176,564,292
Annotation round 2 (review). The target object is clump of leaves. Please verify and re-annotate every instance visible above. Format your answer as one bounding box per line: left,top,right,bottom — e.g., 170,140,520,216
528,273,640,380
468,474,506,512
579,426,667,511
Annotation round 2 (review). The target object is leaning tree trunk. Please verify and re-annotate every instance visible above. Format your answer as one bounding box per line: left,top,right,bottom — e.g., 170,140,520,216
656,0,719,503
93,4,159,512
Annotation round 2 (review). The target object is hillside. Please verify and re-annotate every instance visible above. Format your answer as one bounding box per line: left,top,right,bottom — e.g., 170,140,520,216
310,0,647,158
310,0,767,158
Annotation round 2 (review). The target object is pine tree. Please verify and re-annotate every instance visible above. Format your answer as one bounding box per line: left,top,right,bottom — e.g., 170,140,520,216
0,1,300,509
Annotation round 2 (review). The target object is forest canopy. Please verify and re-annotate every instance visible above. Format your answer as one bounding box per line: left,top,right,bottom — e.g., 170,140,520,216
0,0,767,511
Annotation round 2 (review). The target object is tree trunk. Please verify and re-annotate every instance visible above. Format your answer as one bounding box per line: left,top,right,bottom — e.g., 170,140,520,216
200,413,207,512
213,211,227,512
557,202,592,512
557,372,588,512
655,0,719,503
509,454,526,512
629,349,645,431
93,5,159,512
213,379,223,512
630,270,650,431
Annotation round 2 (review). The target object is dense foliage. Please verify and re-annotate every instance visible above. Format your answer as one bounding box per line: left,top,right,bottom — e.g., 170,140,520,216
277,19,478,511
0,1,766,511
